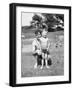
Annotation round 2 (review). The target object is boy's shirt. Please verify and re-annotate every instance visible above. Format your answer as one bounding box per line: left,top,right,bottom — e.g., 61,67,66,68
32,38,41,53
40,37,50,50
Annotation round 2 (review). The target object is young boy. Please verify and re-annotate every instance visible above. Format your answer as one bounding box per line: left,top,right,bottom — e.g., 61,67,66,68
32,30,42,69
40,30,51,69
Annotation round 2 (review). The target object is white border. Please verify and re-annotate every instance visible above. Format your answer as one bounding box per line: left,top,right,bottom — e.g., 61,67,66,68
16,6,69,84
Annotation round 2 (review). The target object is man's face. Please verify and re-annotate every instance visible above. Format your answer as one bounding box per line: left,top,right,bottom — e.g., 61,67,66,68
36,32,41,39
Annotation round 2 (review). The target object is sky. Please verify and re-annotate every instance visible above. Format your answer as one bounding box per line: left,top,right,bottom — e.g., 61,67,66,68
21,12,45,26
22,13,34,26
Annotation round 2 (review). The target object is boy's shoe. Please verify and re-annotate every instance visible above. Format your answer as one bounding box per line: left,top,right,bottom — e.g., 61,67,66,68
40,66,43,69
46,65,50,69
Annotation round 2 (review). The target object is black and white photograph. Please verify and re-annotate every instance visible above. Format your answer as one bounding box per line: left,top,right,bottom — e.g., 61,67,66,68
10,3,71,86
21,12,64,77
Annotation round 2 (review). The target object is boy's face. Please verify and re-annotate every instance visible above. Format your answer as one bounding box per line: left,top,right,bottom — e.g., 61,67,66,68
36,32,41,39
42,30,47,38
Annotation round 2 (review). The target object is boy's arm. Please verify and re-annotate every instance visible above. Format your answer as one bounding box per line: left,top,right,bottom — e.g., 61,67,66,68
47,39,51,50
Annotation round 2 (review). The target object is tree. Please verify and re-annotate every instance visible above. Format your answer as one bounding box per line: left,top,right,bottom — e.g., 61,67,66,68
31,14,43,29
32,14,42,22
42,13,64,31
31,13,64,32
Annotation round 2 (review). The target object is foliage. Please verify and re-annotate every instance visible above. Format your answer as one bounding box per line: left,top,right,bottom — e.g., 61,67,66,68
31,13,64,32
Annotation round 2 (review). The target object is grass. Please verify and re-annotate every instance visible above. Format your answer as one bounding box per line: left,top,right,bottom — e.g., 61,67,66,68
21,30,64,77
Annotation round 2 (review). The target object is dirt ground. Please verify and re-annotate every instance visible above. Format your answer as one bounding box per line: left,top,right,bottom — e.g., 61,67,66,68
21,31,64,77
